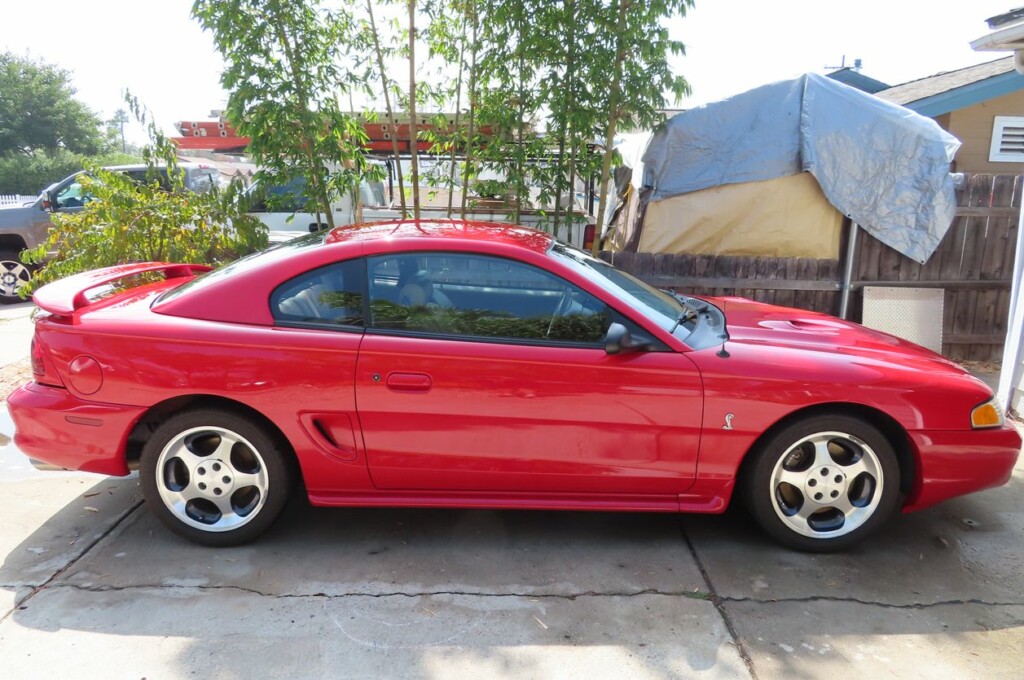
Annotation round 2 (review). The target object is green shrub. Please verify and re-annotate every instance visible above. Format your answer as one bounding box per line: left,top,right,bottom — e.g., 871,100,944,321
22,167,267,294
21,97,267,294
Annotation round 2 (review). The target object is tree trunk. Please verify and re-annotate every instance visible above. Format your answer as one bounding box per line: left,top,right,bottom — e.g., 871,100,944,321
592,0,631,256
407,0,421,220
514,12,526,224
446,12,468,218
460,6,480,220
346,91,363,224
366,0,407,218
552,0,576,239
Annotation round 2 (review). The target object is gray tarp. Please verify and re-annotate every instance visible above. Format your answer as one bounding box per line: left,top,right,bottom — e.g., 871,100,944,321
642,73,961,264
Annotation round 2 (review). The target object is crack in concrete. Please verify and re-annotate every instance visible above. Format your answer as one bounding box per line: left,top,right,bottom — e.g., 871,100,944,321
718,594,1024,609
678,518,759,680
57,582,711,602
0,499,144,625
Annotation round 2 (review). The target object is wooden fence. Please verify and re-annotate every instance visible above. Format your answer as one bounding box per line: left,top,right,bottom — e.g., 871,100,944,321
602,173,1021,361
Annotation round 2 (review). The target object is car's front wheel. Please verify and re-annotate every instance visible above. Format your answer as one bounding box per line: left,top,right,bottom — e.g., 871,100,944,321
745,414,901,552
0,249,32,304
140,409,293,546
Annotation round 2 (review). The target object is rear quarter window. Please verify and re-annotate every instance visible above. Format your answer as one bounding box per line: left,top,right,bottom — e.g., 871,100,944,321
270,259,366,328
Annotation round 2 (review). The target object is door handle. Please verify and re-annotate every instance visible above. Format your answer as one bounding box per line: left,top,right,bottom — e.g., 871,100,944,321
386,372,432,391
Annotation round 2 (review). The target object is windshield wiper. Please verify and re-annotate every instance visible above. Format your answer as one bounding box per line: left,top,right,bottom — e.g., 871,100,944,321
660,288,708,334
669,307,697,334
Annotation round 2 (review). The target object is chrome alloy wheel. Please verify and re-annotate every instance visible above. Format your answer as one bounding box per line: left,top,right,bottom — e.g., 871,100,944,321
769,431,884,539
155,426,270,533
0,259,30,298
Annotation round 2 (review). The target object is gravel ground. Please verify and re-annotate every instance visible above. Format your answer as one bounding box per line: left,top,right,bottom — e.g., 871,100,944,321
0,359,31,403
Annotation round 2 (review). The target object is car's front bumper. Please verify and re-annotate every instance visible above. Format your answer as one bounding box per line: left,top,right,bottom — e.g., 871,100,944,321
8,382,143,476
903,424,1022,512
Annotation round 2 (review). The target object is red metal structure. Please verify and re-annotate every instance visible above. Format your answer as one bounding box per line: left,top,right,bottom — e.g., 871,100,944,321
170,118,496,154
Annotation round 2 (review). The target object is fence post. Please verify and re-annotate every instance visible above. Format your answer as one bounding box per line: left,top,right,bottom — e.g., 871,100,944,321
838,219,859,319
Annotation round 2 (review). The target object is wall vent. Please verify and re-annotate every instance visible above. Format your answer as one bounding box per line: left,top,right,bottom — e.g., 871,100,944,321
990,116,1024,162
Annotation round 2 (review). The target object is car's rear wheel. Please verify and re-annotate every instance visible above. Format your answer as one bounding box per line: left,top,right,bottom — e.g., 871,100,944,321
745,414,901,552
0,249,32,304
140,409,293,546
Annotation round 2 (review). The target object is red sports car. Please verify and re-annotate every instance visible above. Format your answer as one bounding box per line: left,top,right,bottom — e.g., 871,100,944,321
9,220,1020,551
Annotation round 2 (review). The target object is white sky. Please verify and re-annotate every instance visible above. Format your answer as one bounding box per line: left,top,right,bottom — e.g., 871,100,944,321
0,0,1017,144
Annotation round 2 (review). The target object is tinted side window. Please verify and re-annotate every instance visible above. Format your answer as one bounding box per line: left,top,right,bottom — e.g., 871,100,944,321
267,178,309,212
271,259,365,328
187,169,217,193
367,253,609,344
244,178,309,213
123,169,172,191
55,177,91,208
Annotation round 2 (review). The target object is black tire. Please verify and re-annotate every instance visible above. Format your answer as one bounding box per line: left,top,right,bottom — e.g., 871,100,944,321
0,249,32,304
744,414,901,552
140,408,294,546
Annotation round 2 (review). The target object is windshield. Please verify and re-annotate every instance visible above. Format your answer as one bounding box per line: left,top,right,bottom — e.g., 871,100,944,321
549,242,725,347
551,242,682,314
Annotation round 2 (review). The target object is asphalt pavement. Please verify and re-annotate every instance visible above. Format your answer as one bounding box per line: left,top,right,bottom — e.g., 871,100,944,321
1,306,1022,679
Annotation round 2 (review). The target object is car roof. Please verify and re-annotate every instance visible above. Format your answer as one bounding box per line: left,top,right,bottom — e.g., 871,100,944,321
151,219,556,325
103,162,212,172
323,219,554,255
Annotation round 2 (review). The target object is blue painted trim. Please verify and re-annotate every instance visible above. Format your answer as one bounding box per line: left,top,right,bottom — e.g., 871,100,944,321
905,71,1024,117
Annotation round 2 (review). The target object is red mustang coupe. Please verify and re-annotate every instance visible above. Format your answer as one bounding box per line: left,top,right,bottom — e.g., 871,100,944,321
9,220,1020,551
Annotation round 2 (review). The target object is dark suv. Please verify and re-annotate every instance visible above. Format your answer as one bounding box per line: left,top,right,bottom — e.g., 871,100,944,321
0,163,220,302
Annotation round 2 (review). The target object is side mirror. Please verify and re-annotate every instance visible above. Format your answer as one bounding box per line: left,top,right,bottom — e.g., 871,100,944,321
40,192,53,211
605,322,650,355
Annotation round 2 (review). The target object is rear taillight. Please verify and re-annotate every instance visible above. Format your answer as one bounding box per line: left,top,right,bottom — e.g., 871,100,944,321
583,223,596,251
30,334,64,387
30,339,44,376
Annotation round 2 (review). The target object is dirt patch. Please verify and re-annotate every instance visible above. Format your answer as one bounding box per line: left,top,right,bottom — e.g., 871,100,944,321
959,359,1002,375
0,358,32,403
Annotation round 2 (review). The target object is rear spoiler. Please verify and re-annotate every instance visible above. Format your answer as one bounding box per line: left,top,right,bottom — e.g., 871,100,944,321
33,262,213,315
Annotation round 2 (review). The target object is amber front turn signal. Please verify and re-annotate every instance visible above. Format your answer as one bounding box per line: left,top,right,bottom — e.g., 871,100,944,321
971,399,1004,429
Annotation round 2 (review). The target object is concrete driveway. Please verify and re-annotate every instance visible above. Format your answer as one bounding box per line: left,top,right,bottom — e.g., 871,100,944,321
0,302,1022,678
1,415,1023,679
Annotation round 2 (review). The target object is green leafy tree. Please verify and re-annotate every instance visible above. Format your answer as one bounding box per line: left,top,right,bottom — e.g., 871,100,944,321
22,103,266,294
0,52,127,197
193,0,372,230
0,52,106,157
590,0,693,254
106,108,131,154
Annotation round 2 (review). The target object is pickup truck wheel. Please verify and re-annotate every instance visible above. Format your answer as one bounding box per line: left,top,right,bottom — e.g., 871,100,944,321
0,250,32,303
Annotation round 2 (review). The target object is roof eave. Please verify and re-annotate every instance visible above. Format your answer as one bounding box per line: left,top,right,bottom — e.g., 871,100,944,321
971,21,1024,51
901,70,1024,117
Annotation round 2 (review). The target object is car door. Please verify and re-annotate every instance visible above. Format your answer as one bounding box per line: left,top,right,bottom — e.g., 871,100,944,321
355,251,704,495
265,258,368,484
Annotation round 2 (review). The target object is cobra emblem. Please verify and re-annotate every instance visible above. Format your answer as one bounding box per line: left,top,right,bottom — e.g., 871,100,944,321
723,413,734,430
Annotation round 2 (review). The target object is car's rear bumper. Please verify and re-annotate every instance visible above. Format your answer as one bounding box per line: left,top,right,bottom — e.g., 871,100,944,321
903,425,1022,512
8,382,142,476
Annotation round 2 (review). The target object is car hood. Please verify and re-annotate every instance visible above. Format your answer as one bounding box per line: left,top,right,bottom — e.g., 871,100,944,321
710,296,970,376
